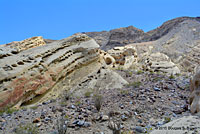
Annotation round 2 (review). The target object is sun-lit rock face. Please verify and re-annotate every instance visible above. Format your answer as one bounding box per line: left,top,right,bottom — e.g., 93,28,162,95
99,46,137,69
190,66,200,114
0,34,100,109
141,52,180,75
0,36,46,60
3,36,46,51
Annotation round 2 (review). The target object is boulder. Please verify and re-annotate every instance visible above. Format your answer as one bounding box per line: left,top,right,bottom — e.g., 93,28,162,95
150,116,200,134
190,66,200,114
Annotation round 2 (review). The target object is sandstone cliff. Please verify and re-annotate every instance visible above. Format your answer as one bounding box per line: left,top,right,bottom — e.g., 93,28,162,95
0,34,101,109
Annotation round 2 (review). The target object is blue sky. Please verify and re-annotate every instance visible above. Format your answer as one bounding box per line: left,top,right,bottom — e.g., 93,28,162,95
0,0,200,44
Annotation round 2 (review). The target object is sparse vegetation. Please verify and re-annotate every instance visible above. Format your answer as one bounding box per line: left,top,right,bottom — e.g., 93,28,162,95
144,127,153,134
0,107,18,116
93,94,103,112
120,90,129,96
59,90,72,106
57,116,68,134
84,91,92,98
64,114,69,119
30,106,38,110
150,71,154,75
152,77,161,82
6,108,18,114
127,81,141,88
169,74,175,79
121,130,134,134
128,71,133,76
164,117,171,123
14,123,39,134
59,101,67,107
75,100,81,106
62,90,72,101
117,66,124,71
137,70,144,74
109,122,121,134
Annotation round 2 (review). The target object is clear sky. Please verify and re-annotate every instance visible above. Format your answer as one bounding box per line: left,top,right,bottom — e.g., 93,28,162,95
0,0,200,44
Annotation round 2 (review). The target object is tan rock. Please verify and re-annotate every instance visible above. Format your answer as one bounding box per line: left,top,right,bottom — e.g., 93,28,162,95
142,52,180,75
99,46,137,69
150,116,200,134
190,66,200,114
0,34,100,110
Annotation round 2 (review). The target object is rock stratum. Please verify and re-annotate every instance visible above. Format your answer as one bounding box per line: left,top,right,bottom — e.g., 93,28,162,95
0,16,200,134
0,34,101,109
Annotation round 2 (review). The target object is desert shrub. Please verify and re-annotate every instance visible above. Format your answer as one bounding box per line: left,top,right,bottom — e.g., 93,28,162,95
120,90,129,96
137,70,143,74
56,116,68,134
93,94,103,112
127,81,141,88
84,91,92,98
169,74,175,79
152,77,161,82
75,100,81,106
30,106,38,110
0,107,18,116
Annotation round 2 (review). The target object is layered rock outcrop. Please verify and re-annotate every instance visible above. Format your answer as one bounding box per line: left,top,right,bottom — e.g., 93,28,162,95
0,36,46,59
0,34,100,109
100,46,137,69
190,66,200,114
142,52,180,75
179,41,200,72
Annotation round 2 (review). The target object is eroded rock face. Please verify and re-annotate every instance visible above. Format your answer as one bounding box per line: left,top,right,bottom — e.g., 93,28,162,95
99,46,137,69
141,52,180,75
72,67,128,97
179,41,200,72
190,66,200,114
0,34,100,109
3,36,46,51
0,36,46,59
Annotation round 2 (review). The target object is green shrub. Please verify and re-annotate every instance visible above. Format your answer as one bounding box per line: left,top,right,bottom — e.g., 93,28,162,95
84,91,92,98
127,81,141,88
120,90,129,95
169,74,175,79
30,106,38,110
93,94,103,112
75,100,81,106
137,70,143,74
152,77,161,82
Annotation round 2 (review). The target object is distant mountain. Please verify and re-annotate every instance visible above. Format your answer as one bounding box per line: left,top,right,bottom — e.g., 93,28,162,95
84,26,147,50
85,17,200,51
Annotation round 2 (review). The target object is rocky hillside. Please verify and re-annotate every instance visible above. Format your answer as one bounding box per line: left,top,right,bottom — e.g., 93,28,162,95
0,34,101,109
0,16,200,134
85,17,200,56
86,16,200,72
85,26,146,50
